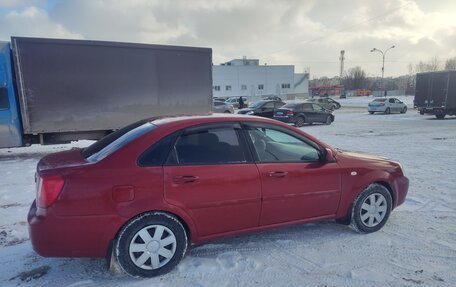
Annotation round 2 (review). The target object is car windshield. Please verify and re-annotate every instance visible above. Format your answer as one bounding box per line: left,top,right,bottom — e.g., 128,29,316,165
82,120,156,161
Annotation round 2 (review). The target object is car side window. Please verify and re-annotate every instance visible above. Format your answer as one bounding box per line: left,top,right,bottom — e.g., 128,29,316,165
312,104,321,111
168,127,248,165
389,98,395,103
302,103,312,111
138,132,179,166
246,127,320,162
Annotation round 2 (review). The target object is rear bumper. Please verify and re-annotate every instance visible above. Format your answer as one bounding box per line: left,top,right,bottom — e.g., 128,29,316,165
418,107,446,115
273,116,295,124
28,200,121,257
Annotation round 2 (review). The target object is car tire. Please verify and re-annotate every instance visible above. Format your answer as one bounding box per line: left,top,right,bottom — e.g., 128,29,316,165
369,111,374,114
224,110,231,113
115,212,188,278
436,114,446,119
295,116,306,127
385,108,391,114
400,107,407,114
325,115,332,125
350,184,392,233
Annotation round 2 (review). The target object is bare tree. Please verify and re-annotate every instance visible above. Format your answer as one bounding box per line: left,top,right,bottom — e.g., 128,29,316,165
415,56,441,73
444,57,456,70
342,66,368,90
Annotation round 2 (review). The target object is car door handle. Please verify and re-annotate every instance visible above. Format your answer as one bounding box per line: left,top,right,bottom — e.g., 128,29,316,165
173,175,199,184
268,171,288,178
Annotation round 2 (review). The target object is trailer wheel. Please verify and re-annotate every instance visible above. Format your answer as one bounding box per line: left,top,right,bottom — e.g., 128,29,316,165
436,114,446,119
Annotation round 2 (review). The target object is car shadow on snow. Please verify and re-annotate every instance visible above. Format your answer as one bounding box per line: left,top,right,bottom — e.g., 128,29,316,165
188,220,355,258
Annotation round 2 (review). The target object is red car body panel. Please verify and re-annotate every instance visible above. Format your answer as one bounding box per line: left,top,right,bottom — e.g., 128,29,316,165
256,162,341,225
28,114,409,258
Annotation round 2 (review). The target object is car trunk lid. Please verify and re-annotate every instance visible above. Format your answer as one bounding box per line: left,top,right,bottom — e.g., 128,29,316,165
37,148,88,174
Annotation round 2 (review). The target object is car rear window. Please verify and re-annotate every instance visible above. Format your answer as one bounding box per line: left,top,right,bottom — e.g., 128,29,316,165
82,120,156,162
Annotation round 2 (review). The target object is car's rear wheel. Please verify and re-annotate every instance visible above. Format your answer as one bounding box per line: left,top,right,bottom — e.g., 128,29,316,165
295,116,305,127
325,115,332,125
369,111,374,114
115,212,188,277
224,110,231,113
350,184,392,233
401,106,407,114
385,108,391,114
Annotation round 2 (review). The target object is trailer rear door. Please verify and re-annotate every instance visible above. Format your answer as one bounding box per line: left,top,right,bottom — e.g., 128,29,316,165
415,73,431,107
430,72,449,108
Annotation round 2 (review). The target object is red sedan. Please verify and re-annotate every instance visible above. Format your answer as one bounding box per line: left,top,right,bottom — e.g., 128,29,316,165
28,114,408,277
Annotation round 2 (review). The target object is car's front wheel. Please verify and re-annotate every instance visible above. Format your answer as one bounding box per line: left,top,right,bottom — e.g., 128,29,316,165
350,184,392,233
325,115,332,125
115,212,188,277
401,106,407,114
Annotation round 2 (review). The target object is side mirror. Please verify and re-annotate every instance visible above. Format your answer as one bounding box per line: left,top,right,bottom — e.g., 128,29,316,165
325,148,336,163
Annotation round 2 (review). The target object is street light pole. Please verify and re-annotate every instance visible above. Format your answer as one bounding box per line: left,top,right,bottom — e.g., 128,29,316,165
371,45,395,97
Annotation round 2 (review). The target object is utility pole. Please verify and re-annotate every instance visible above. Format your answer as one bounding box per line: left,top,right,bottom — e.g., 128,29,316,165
370,45,395,97
339,50,345,80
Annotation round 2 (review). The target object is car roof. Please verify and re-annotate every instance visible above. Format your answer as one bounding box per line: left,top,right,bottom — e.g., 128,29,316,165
149,113,279,127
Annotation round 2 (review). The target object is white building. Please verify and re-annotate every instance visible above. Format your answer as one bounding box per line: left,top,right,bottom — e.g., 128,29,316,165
212,58,309,100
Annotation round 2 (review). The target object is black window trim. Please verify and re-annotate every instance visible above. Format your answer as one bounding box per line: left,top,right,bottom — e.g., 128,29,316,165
241,121,325,163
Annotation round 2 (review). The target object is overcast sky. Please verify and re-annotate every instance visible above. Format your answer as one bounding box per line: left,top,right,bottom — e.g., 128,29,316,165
1,0,455,78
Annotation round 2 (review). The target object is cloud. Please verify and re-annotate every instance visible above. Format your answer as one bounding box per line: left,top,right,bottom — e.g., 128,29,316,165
0,6,82,39
0,0,455,77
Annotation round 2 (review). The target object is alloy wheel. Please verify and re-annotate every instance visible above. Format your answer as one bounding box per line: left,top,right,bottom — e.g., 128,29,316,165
359,193,387,227
129,225,177,270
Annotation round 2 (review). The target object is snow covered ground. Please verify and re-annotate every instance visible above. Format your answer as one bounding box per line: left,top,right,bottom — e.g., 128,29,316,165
0,108,455,286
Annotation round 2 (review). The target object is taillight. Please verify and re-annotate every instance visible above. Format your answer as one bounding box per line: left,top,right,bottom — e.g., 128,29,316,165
286,110,294,116
37,175,65,208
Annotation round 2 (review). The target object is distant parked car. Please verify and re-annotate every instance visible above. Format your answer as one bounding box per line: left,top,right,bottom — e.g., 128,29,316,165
225,97,248,109
274,103,334,126
212,101,234,113
237,100,285,118
307,97,341,110
368,98,407,114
